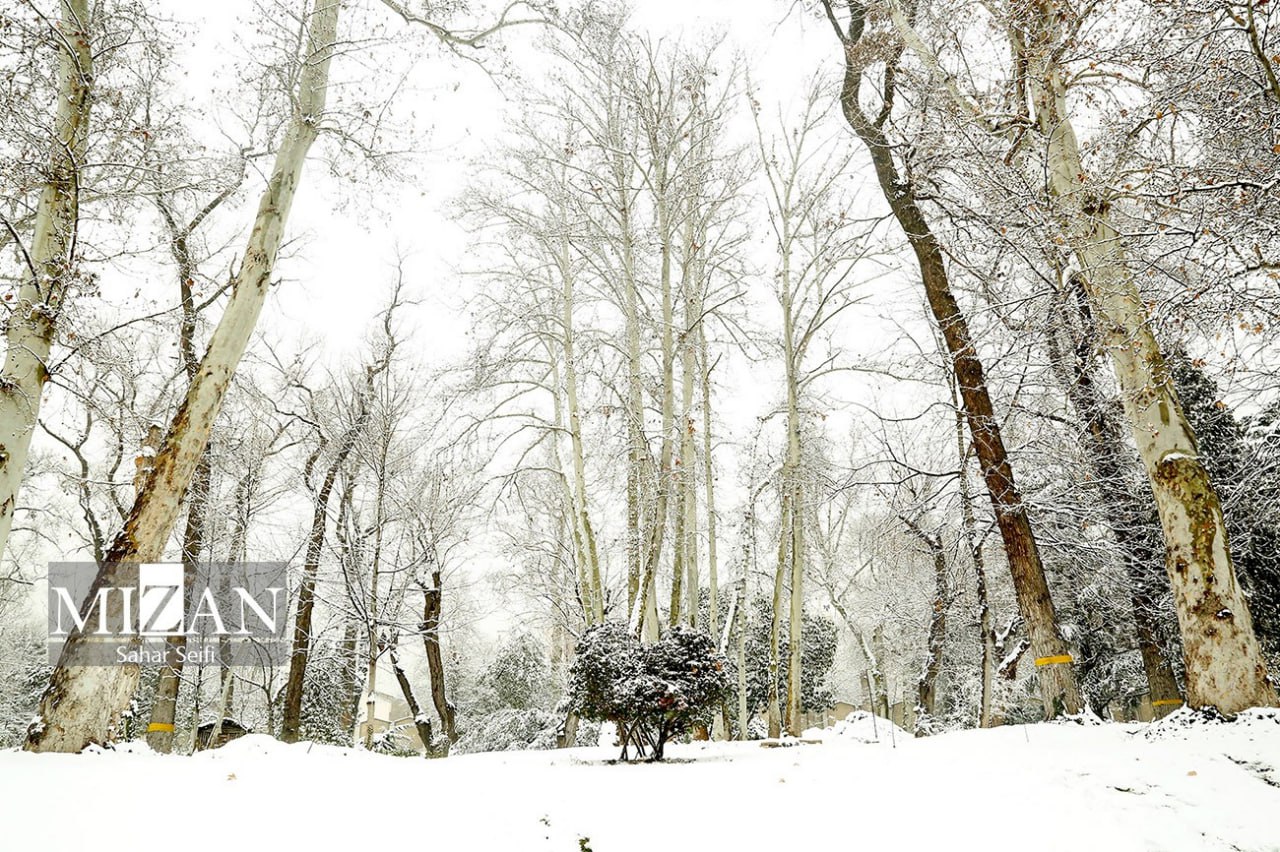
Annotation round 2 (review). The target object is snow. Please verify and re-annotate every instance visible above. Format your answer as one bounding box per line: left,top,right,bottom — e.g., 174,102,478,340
806,709,912,744
2,715,1279,851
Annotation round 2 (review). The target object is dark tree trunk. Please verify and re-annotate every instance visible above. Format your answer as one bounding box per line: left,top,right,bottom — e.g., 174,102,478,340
386,640,438,757
823,0,1080,716
915,535,949,730
421,568,457,743
280,359,386,742
147,209,223,754
280,454,345,743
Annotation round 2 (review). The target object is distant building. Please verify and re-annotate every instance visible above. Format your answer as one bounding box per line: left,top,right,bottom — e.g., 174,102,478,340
354,689,427,753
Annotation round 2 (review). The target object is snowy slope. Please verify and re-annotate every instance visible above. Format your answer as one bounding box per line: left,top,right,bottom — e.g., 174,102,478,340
1,710,1277,852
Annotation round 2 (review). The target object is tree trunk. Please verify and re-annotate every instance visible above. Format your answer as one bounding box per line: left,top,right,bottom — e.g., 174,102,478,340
281,435,372,741
856,630,887,720
700,326,720,638
954,407,996,728
825,2,1081,717
359,445,390,750
338,620,361,733
281,457,342,743
147,200,225,753
1018,0,1276,713
145,449,212,753
206,654,235,750
670,488,685,626
25,0,340,754
785,478,805,736
0,0,93,565
776,204,807,736
620,153,645,616
556,226,604,624
387,640,437,757
1046,282,1184,716
680,251,699,627
629,189,677,639
282,331,392,743
421,568,456,743
737,584,749,739
915,535,949,731
767,491,790,738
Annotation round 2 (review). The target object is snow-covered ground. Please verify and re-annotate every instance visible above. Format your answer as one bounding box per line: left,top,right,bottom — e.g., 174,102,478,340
2,710,1278,851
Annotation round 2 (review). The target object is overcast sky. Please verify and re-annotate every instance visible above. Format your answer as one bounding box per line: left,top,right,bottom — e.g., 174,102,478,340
151,0,856,367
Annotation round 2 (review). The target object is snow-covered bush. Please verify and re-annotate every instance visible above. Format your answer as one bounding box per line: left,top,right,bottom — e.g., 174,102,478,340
0,627,48,748
568,622,730,761
745,717,769,741
453,708,561,754
294,642,362,747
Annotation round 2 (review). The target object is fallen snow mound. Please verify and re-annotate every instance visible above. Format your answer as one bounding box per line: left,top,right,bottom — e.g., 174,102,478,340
1144,706,1280,740
805,710,911,744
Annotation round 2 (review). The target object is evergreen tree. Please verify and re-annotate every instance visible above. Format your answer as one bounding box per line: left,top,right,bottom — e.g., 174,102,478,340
479,633,552,712
737,597,836,721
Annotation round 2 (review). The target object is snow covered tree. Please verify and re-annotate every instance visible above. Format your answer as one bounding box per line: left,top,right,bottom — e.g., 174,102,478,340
1170,352,1280,653
26,0,342,753
479,633,553,713
0,0,94,567
817,0,1083,718
568,622,730,760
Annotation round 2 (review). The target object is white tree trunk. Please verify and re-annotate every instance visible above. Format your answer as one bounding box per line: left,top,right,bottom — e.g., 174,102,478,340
548,357,596,627
1023,2,1276,714
737,587,749,738
629,190,676,639
556,225,603,624
25,0,341,753
778,208,805,736
679,246,699,626
767,492,790,738
700,325,719,636
622,178,645,615
0,0,93,564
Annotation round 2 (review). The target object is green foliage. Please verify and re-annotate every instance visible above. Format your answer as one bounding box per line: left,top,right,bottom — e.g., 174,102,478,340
735,597,836,722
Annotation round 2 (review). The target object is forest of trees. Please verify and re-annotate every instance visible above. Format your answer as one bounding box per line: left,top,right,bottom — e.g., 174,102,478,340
1,0,1278,756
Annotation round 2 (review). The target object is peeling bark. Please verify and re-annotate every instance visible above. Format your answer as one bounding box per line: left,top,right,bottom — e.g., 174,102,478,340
26,0,341,753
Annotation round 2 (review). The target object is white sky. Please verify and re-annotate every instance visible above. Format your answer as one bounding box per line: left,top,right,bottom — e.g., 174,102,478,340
159,0,853,369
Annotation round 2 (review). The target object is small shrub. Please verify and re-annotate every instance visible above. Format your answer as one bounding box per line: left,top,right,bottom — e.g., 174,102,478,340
568,622,730,760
